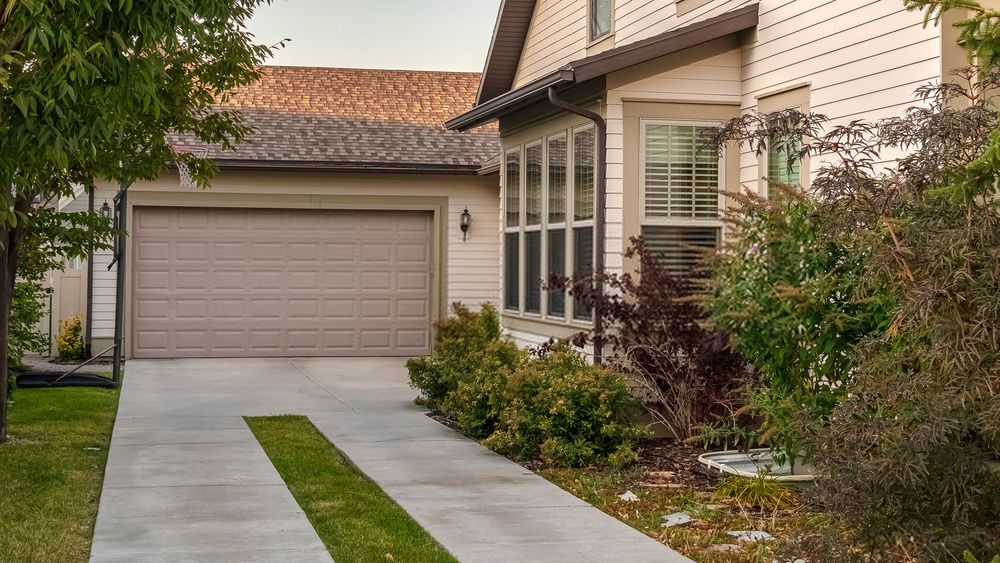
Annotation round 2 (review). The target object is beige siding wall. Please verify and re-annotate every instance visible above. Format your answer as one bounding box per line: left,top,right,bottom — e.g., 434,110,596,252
64,171,500,356
60,197,117,339
513,0,588,88
737,0,942,186
512,1,944,93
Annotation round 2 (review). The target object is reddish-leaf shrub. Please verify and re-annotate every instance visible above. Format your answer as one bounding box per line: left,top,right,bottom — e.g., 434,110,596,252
551,238,747,440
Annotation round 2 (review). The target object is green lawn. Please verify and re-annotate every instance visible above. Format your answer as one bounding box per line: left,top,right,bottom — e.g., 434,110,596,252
0,385,120,563
246,415,457,563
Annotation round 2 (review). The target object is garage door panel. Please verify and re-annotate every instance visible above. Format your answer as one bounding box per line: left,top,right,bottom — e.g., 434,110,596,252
132,207,434,358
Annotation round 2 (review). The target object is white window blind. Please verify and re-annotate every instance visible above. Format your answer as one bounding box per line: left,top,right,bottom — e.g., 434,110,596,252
641,225,719,274
644,124,719,219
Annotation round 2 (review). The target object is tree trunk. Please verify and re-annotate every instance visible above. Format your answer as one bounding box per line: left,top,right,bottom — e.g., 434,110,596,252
1,197,33,443
0,228,12,443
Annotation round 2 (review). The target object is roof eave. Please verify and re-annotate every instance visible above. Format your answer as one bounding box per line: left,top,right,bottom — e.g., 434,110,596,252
447,69,574,132
568,4,759,83
209,159,484,175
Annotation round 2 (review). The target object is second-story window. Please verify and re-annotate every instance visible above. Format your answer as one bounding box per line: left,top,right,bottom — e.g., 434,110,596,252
590,0,613,42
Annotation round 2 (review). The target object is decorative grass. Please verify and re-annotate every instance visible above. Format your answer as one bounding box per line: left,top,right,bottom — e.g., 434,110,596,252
0,386,120,562
246,415,456,563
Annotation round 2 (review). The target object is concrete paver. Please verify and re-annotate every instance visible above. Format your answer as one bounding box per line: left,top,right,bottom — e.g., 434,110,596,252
91,357,690,562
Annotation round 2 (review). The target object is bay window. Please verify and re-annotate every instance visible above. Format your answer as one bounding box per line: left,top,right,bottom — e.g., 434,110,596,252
641,121,723,274
501,125,597,323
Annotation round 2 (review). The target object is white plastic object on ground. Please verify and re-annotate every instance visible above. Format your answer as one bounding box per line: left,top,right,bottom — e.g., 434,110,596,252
697,449,815,483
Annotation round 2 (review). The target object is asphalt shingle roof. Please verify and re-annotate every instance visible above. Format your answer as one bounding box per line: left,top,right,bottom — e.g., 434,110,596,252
169,66,500,171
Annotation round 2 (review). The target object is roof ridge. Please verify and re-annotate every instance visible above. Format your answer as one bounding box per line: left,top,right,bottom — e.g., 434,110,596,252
256,65,482,76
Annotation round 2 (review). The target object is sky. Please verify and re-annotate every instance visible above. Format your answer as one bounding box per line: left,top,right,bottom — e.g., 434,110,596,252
247,0,502,71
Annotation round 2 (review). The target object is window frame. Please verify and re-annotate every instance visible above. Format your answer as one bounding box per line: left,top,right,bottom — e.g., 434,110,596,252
757,86,811,196
639,119,726,231
766,131,802,192
503,147,523,313
501,124,597,326
523,141,544,315
570,125,597,322
588,0,614,44
638,119,726,274
544,132,569,320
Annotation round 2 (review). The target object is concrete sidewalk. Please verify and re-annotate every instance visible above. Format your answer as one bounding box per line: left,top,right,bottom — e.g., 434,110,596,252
91,357,689,562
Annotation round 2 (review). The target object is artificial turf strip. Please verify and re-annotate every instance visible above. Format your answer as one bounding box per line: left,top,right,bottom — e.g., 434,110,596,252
0,386,120,563
245,415,457,563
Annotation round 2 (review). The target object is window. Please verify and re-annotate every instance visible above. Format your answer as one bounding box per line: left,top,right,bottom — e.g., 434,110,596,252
573,127,596,320
547,135,567,316
524,144,543,313
767,135,801,188
504,150,521,310
641,122,722,274
503,127,596,323
505,151,520,228
589,0,613,42
757,86,810,195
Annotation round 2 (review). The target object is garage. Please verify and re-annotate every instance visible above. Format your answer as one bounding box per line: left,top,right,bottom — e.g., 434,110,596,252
131,207,435,359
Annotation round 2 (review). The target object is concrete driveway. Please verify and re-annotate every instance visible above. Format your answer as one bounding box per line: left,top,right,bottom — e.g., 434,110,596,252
91,358,688,563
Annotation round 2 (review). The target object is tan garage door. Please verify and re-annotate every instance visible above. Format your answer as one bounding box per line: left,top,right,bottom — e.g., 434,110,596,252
132,207,434,358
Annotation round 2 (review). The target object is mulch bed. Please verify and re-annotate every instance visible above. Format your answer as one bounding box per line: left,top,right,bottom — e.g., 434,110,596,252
636,438,721,492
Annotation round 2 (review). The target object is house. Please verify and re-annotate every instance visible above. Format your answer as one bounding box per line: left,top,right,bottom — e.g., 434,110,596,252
447,0,970,348
57,67,501,359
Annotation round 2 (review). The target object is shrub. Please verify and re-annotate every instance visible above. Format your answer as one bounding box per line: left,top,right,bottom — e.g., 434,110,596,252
704,185,892,463
56,313,85,361
484,343,647,468
408,304,644,468
443,339,523,439
552,238,747,441
406,303,514,412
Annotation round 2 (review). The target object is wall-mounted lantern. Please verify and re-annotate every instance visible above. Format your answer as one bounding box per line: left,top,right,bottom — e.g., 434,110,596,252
459,207,471,241
100,200,112,219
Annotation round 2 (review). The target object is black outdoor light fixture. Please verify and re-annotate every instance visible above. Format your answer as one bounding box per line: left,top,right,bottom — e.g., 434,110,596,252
100,200,112,219
459,207,471,241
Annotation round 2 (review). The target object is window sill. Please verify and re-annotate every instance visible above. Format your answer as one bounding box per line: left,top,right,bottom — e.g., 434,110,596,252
586,33,614,53
502,311,592,330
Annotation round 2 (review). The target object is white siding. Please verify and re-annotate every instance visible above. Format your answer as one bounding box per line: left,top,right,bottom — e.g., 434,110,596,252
513,0,589,87
513,1,943,90
447,188,503,309
58,187,119,339
91,249,117,338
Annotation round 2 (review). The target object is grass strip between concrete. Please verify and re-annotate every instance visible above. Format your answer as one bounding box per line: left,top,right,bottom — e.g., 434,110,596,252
0,385,120,562
245,415,457,563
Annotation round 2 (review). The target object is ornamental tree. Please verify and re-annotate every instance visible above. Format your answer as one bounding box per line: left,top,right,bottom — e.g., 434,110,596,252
0,0,278,441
